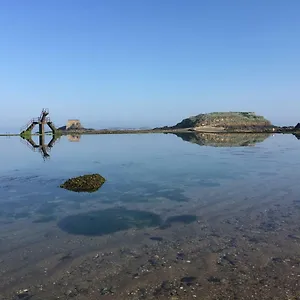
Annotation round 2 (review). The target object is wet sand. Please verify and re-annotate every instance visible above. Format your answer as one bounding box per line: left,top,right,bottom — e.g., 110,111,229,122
1,186,300,300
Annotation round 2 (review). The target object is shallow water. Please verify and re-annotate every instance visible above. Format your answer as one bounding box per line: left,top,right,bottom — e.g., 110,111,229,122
1,133,299,222
1,133,300,299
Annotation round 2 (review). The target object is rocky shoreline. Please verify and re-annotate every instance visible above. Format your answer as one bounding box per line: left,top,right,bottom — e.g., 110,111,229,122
1,127,300,137
1,124,300,137
55,125,300,135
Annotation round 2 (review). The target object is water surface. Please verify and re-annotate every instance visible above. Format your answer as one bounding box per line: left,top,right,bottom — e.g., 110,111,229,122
1,133,300,299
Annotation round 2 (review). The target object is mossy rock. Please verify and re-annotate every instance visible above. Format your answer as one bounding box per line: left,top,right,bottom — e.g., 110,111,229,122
60,174,106,193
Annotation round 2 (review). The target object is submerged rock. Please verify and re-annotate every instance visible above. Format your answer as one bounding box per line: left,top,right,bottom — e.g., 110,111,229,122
60,174,105,193
181,276,197,284
57,208,162,236
160,214,197,229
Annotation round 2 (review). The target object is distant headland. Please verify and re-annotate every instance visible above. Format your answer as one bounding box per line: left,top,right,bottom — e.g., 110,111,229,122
0,111,300,136
155,112,273,132
57,112,300,135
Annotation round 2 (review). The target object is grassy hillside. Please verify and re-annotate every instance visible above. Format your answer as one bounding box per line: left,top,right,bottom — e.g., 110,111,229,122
172,112,272,129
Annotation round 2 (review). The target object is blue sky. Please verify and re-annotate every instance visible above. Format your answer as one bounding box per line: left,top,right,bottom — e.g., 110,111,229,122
0,0,299,132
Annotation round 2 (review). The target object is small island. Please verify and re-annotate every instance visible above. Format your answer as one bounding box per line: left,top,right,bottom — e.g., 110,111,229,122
1,111,300,137
56,112,300,135
156,112,273,133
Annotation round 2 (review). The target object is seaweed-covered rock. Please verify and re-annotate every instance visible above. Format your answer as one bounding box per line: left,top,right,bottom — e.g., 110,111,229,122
60,174,105,192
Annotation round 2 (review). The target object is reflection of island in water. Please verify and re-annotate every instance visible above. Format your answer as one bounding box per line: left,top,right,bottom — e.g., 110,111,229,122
173,132,271,147
20,135,60,160
67,134,81,142
293,133,300,140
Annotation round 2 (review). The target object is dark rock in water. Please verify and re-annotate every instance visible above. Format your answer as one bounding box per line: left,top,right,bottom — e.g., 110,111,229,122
57,208,162,236
176,252,185,260
207,276,221,283
60,174,105,193
295,123,300,129
16,291,32,300
287,234,300,240
272,257,283,263
181,276,197,284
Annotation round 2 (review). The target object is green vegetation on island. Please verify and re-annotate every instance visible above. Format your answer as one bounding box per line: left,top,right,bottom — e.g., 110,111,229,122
169,112,272,131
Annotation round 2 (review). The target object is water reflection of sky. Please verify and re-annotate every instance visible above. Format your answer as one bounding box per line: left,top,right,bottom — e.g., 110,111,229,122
0,133,300,224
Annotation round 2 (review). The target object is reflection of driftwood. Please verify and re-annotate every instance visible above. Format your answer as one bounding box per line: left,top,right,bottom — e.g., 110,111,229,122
173,132,270,147
20,135,60,160
67,135,81,142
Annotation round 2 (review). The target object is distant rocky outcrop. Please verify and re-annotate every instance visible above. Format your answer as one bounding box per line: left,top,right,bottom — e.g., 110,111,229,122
173,132,270,147
276,123,300,133
163,112,273,132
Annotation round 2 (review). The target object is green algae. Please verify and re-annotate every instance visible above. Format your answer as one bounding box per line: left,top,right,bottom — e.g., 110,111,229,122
60,173,106,193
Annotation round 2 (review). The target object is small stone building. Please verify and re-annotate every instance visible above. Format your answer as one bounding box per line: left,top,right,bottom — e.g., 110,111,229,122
66,119,82,130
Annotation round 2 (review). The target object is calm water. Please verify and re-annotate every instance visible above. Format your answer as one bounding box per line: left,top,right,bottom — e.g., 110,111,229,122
1,132,300,298
1,133,300,228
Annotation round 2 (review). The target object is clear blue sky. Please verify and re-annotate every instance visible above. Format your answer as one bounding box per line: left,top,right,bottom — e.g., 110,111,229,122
0,0,299,132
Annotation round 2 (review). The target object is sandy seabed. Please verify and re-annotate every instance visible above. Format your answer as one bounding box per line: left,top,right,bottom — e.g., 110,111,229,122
1,180,300,300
